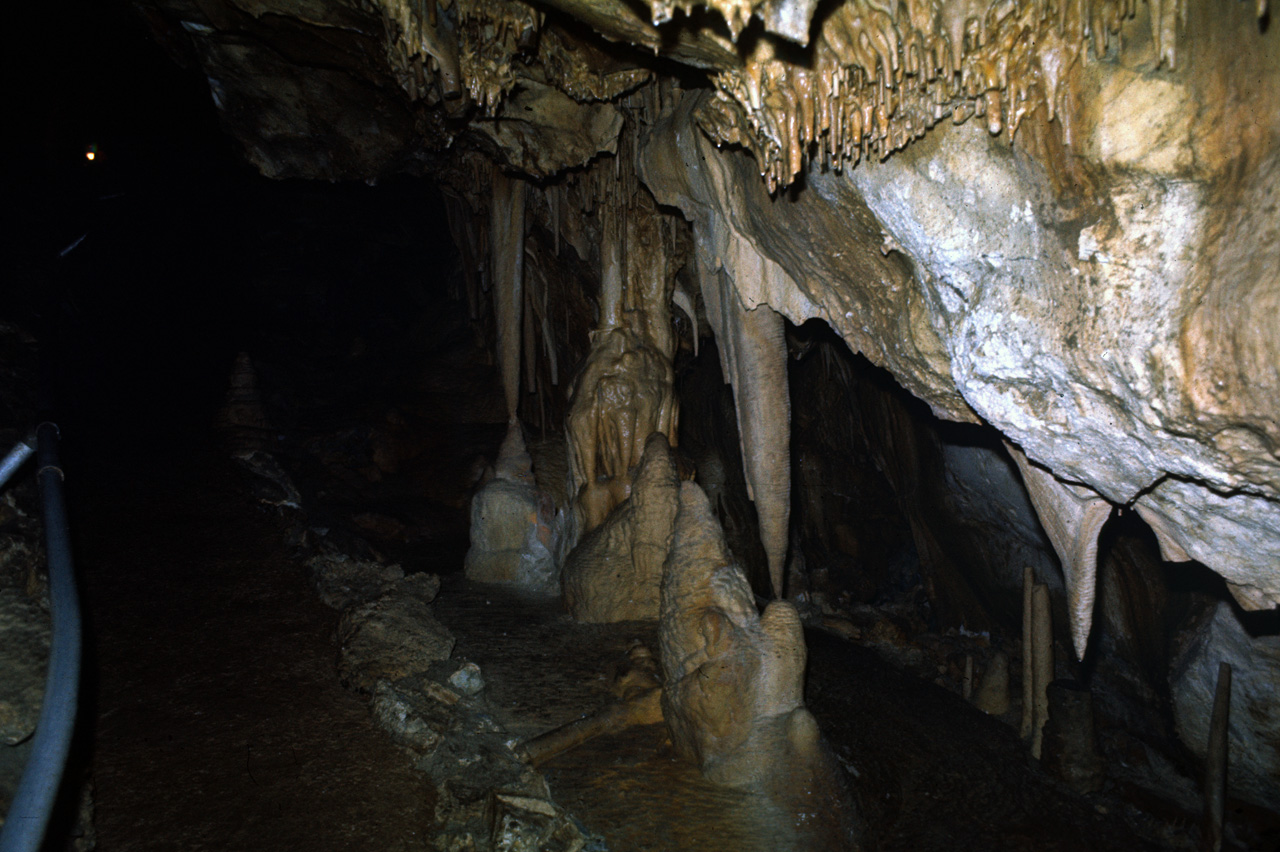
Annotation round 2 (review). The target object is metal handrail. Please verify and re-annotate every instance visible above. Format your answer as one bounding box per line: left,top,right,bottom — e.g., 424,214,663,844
0,422,82,852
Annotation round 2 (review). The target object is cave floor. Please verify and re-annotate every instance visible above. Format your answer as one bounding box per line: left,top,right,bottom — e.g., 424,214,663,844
432,578,1171,852
74,450,437,852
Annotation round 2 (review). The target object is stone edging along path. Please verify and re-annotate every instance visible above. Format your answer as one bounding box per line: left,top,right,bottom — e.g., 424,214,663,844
239,449,601,852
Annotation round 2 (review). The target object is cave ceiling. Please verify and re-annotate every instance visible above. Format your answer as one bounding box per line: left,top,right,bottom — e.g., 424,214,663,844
134,0,1280,625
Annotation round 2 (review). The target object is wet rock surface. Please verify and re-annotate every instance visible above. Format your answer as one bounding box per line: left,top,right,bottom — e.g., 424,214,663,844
9,20,1280,843
336,583,455,692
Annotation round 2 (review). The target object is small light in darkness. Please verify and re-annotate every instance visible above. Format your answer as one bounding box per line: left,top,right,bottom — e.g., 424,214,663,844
85,144,99,162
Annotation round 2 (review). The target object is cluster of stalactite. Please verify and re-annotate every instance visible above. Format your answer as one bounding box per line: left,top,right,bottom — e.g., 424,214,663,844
537,27,654,103
695,0,1189,190
437,97,691,481
374,0,542,114
377,0,463,107
457,0,542,112
366,0,1233,195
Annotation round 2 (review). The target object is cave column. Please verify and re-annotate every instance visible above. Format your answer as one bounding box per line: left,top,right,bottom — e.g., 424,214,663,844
565,184,680,540
694,254,791,599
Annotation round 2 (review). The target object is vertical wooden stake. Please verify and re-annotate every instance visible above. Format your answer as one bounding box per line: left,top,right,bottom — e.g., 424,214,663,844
1031,583,1053,760
1021,566,1035,739
1202,661,1231,852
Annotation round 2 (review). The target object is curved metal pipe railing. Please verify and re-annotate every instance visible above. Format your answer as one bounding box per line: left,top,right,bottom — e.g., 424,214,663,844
0,438,34,491
0,422,81,852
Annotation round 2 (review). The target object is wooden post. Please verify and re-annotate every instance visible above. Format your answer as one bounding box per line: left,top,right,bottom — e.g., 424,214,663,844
1030,583,1053,759
1021,566,1034,739
1201,661,1231,852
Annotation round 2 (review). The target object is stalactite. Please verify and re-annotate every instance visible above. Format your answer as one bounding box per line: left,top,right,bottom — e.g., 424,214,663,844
1008,442,1111,660
442,193,482,322
523,278,538,400
1021,565,1035,739
698,261,792,598
540,303,559,387
693,0,1197,191
599,198,624,330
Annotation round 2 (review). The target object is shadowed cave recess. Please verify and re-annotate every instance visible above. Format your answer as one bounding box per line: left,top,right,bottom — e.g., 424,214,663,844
2,0,1279,850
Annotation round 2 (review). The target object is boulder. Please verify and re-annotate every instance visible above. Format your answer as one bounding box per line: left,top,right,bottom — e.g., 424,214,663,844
1170,601,1280,811
337,590,455,692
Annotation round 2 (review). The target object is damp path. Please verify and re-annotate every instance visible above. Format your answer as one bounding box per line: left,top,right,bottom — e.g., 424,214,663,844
76,452,435,852
431,580,796,852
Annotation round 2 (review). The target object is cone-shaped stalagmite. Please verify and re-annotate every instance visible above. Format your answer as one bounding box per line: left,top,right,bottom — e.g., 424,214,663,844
972,651,1010,716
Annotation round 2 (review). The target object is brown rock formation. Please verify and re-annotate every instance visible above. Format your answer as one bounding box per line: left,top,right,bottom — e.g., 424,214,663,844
562,432,681,622
660,481,861,847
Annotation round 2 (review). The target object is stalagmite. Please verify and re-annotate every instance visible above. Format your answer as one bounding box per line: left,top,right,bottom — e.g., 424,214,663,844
972,651,1010,716
1202,662,1232,852
563,433,681,622
1008,443,1111,660
1021,566,1034,739
217,352,272,457
1040,680,1104,794
490,170,527,420
1030,582,1053,760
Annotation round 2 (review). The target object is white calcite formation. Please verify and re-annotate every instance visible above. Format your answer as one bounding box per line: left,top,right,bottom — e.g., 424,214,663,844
464,422,561,594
